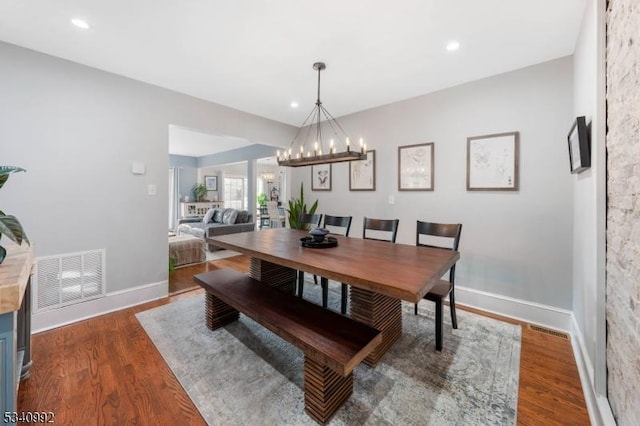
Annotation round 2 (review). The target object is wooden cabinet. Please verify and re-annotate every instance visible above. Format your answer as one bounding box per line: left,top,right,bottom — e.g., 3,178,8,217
0,243,33,415
180,202,223,218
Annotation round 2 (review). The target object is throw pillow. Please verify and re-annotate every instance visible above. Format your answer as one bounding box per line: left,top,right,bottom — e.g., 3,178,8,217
212,208,225,223
202,208,216,224
222,208,238,224
235,210,248,224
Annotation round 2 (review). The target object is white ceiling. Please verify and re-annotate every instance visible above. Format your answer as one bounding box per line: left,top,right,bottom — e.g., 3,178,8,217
0,0,585,154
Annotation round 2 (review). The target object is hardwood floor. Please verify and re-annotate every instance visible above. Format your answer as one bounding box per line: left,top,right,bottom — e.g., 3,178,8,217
18,255,590,425
168,254,250,295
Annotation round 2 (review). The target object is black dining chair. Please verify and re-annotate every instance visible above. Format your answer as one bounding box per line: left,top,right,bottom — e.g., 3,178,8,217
414,220,462,351
297,212,323,300
298,213,322,230
308,215,353,313
363,217,399,242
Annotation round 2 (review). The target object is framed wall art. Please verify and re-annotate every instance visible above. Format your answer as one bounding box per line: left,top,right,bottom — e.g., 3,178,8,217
311,163,331,191
567,116,591,174
466,131,519,191
398,143,434,191
204,175,218,191
349,150,376,191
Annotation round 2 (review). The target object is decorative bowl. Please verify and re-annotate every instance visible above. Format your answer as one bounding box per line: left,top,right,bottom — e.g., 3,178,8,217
309,227,329,242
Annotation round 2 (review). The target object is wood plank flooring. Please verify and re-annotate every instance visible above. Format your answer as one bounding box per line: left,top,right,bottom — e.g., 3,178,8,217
18,255,590,425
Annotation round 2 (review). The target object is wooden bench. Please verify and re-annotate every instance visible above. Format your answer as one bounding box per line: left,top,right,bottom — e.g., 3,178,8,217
194,268,382,424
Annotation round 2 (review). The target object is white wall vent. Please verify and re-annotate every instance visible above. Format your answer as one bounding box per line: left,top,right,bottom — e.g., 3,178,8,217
34,249,106,313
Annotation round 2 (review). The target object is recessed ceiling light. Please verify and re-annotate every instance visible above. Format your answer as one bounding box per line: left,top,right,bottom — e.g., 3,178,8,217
290,101,299,109
446,40,460,52
71,18,91,30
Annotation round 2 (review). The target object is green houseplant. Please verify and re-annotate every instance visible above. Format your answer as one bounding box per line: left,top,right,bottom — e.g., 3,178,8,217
191,183,208,202
257,192,268,206
0,166,30,264
287,183,318,230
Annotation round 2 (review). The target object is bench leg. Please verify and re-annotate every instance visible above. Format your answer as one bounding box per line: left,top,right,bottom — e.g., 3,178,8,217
205,292,239,330
303,356,353,425
350,288,402,367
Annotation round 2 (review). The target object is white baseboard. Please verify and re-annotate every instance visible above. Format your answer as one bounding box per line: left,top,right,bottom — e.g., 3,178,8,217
32,280,168,333
571,315,616,426
455,285,573,332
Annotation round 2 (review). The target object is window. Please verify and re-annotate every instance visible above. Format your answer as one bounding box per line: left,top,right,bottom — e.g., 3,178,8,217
223,176,246,210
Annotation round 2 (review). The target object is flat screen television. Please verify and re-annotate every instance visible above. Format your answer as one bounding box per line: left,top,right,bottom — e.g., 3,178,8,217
567,116,590,174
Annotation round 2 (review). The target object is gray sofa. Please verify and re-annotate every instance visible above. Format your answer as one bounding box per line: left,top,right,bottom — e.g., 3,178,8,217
177,207,254,251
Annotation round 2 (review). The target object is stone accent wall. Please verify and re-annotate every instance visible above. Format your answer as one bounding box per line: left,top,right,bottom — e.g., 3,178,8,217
606,1,640,424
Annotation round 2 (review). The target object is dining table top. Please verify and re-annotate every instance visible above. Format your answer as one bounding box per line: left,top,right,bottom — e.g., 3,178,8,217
208,228,459,303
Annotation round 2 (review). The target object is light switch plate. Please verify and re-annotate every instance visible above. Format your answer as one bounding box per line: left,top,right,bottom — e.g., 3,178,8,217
148,184,157,196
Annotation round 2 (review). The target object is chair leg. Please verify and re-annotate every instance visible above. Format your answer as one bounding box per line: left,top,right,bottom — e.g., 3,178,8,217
449,291,458,329
321,278,329,309
297,270,304,298
340,283,348,314
435,299,443,351
414,302,418,315
314,275,318,285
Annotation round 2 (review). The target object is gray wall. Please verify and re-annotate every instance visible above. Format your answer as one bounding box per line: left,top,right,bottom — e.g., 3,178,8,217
169,154,197,201
0,41,295,292
292,57,574,309
572,0,609,415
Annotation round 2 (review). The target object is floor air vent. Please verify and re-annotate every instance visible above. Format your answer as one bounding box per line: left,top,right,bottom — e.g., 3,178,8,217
527,324,570,340
34,249,105,313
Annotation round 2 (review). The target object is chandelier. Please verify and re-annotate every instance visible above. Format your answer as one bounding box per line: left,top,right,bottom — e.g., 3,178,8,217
277,62,367,167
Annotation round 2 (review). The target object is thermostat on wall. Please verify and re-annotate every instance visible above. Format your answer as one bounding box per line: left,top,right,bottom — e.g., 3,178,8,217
131,161,146,175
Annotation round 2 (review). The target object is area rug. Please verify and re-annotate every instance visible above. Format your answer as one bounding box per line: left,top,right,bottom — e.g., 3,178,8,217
136,280,521,425
205,249,241,262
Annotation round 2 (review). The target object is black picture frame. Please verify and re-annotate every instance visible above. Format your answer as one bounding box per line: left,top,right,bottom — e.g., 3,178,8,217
567,116,591,174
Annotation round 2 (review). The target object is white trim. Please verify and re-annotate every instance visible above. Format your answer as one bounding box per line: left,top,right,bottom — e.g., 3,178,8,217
456,285,572,332
571,314,616,426
32,281,168,333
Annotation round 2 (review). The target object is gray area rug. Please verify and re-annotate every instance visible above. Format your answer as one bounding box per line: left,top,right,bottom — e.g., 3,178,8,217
136,279,521,425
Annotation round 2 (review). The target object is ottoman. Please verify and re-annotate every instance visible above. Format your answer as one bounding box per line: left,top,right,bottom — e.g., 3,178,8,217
169,234,206,267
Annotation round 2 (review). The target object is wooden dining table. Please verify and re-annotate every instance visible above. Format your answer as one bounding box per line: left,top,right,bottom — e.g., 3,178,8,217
208,228,460,365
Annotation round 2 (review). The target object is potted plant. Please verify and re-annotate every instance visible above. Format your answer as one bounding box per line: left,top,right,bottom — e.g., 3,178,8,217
191,183,208,202
257,192,268,206
0,166,30,264
287,183,318,230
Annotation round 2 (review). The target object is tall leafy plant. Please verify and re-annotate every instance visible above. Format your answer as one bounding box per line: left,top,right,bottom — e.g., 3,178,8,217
287,183,318,230
0,166,30,264
191,183,208,202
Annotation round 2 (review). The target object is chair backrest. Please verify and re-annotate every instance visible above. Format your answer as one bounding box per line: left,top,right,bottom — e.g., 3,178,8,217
298,213,323,228
323,215,353,237
363,217,400,243
416,221,462,282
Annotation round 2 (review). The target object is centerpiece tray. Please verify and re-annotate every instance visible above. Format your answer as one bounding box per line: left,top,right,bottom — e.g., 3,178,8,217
300,236,338,249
